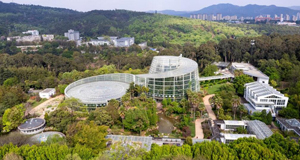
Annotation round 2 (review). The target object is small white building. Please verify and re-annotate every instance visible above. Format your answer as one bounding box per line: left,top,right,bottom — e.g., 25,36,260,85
230,62,269,84
64,29,80,41
22,30,39,36
39,88,56,99
221,134,256,144
218,120,247,131
244,82,288,116
277,118,300,137
115,37,135,47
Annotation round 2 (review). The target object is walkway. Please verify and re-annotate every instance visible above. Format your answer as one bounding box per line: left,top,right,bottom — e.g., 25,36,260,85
194,94,216,139
29,95,65,118
195,118,205,139
203,94,216,120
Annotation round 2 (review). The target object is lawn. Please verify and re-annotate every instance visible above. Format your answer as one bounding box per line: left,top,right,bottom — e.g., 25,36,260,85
188,123,195,138
206,84,225,94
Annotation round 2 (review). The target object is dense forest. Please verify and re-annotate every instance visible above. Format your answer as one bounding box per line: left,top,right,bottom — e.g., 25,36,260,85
0,2,260,45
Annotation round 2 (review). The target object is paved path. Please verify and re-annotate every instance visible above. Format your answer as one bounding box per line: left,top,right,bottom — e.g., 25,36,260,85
194,118,205,139
194,94,216,139
29,95,64,118
203,94,216,120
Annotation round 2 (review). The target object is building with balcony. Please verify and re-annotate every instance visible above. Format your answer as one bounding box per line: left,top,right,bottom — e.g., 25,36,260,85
244,82,288,116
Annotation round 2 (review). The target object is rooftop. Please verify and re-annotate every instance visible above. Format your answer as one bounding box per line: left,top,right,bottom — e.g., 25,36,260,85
244,82,285,97
223,134,256,140
40,88,55,94
247,120,273,139
224,120,246,126
106,135,152,151
231,62,269,79
18,118,45,130
137,56,198,79
286,119,300,128
117,37,134,41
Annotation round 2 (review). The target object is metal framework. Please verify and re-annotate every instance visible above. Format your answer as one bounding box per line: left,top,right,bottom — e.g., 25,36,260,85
247,120,273,139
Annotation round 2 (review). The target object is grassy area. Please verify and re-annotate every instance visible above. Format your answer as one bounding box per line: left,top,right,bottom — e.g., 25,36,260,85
188,123,195,138
205,83,225,94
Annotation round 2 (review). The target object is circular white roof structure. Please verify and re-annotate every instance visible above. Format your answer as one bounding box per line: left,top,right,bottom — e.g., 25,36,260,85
65,55,200,105
66,81,129,104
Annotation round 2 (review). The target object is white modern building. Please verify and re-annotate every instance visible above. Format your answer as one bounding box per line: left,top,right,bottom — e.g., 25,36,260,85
88,37,117,46
244,82,288,116
39,88,56,99
115,37,135,47
18,118,46,135
64,29,80,41
22,30,39,36
220,134,256,144
218,120,247,131
216,120,273,143
230,62,269,84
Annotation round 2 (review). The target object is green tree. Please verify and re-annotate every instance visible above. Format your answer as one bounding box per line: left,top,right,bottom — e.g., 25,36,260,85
47,106,76,132
68,122,108,152
88,108,113,126
2,104,25,132
233,75,254,95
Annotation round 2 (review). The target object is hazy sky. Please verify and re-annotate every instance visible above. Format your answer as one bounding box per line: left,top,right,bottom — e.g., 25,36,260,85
2,0,300,12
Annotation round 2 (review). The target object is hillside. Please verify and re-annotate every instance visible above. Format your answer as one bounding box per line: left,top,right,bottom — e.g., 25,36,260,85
157,4,299,18
0,1,260,45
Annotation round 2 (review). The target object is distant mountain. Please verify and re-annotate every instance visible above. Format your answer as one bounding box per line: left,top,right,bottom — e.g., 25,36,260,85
156,4,299,18
289,6,300,11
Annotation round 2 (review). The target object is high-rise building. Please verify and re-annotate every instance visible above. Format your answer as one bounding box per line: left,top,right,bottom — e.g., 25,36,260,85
292,15,297,21
280,14,284,22
285,14,290,21
297,12,300,20
266,14,271,18
202,14,207,20
64,29,80,41
216,13,222,20
230,15,238,20
197,14,202,20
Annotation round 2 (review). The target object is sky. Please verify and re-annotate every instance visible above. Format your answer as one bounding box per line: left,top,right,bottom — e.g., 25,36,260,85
2,0,300,12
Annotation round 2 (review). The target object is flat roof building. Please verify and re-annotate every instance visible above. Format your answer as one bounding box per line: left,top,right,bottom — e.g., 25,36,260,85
221,134,256,144
64,29,80,41
230,62,269,84
39,88,56,99
115,37,135,47
277,118,300,137
244,82,288,116
18,118,46,135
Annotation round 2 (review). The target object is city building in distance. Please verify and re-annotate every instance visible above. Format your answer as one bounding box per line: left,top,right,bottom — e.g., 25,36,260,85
64,29,80,41
65,55,200,107
22,30,39,36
